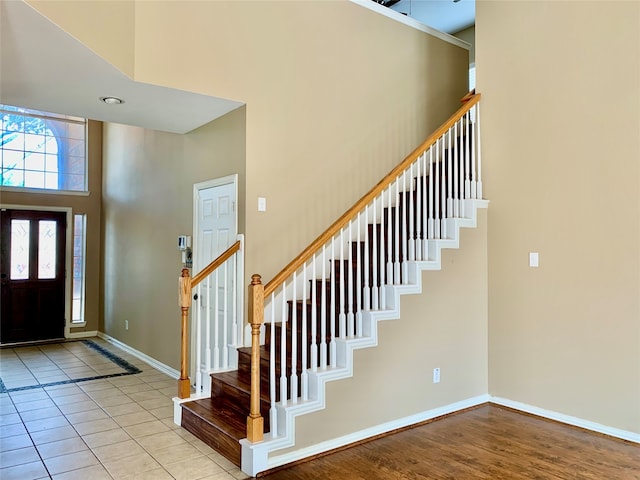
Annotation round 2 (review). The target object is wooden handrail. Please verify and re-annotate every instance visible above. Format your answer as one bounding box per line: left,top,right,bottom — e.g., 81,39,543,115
192,240,241,287
461,89,476,103
264,92,480,297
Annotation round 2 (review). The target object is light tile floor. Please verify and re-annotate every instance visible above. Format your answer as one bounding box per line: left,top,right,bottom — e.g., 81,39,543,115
0,338,249,480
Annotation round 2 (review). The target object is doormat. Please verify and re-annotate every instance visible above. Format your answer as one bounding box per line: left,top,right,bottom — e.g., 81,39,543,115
0,339,141,393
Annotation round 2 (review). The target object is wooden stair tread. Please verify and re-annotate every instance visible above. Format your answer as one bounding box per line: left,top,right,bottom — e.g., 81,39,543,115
211,369,271,402
180,397,244,467
182,397,246,439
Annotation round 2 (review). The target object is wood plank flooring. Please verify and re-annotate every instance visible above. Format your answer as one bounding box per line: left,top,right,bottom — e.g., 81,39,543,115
260,404,640,479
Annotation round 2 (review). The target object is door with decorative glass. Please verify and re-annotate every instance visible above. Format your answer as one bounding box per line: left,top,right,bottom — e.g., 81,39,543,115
0,209,67,343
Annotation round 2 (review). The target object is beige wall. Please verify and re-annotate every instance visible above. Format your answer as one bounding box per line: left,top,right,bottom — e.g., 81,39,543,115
453,25,474,65
279,211,488,453
0,121,103,335
477,1,640,433
26,0,135,77
101,107,246,368
130,0,470,282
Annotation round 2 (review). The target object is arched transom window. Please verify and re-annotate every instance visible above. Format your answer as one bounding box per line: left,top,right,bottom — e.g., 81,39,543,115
1,105,87,192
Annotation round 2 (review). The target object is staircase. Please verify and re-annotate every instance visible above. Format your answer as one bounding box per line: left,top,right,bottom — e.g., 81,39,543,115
178,92,486,476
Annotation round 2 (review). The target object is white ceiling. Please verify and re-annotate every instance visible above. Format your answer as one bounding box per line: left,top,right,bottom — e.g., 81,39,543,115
0,0,243,134
390,0,475,34
0,1,473,135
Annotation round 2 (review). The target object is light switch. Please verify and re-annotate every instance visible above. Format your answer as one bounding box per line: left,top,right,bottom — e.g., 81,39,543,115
258,197,267,212
529,252,539,268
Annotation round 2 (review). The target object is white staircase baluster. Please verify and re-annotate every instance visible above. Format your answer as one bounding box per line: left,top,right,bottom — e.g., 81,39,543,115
386,186,393,287
393,179,401,284
408,163,415,262
222,264,229,369
476,103,483,199
415,153,422,261
356,213,363,337
209,275,216,371
320,245,327,369
401,171,408,284
358,206,370,310
280,282,288,406
330,237,336,365
465,111,471,200
371,200,379,310
301,263,308,401
311,253,318,373
428,147,434,240
435,139,441,239
447,127,453,221
231,253,238,349
440,136,447,239
269,294,277,437
379,192,386,309
195,283,202,393
291,272,298,403
422,152,428,259
454,121,460,218
471,108,477,199
347,222,355,338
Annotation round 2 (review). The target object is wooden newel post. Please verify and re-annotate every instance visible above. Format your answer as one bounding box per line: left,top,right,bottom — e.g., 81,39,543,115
246,274,264,443
178,268,192,399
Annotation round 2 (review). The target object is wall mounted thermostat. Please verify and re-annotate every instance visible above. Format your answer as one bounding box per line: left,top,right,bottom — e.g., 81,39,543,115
178,235,191,251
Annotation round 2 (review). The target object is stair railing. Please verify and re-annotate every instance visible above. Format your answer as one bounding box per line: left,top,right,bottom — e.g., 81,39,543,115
178,235,245,399
245,93,482,443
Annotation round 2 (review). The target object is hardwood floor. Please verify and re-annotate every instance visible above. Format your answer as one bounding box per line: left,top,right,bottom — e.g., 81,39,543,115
260,404,640,479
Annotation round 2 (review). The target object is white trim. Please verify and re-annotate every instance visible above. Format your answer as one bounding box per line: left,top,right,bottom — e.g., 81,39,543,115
0,186,91,196
97,332,180,379
67,329,97,339
490,397,640,444
349,0,471,51
0,203,74,339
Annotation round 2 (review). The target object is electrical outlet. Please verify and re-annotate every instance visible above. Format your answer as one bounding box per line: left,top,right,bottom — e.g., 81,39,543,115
125,320,129,331
258,197,267,212
433,367,440,384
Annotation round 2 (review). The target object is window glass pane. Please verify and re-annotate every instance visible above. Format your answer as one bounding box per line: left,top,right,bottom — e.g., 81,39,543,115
25,152,45,171
38,220,57,279
0,105,87,192
24,170,45,188
72,214,86,323
44,172,58,189
2,168,24,187
45,154,57,171
10,219,30,280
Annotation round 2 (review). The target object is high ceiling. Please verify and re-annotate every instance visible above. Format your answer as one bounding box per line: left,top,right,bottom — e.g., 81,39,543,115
390,0,475,34
0,1,242,134
0,0,473,135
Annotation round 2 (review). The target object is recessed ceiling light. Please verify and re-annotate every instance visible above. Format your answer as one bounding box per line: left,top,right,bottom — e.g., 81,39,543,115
100,96,124,105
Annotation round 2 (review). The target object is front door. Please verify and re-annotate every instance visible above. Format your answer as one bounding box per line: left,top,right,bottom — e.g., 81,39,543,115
0,209,67,344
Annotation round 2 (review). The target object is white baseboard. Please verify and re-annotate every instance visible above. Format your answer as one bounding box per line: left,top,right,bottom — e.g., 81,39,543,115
490,396,640,444
267,394,490,471
67,330,98,339
97,332,180,379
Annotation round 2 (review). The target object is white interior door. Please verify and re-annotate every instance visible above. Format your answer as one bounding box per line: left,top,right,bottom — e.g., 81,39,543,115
195,179,237,270
192,175,239,391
